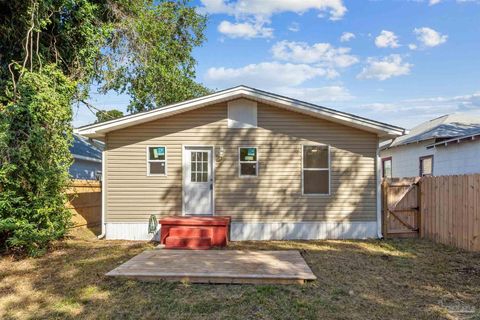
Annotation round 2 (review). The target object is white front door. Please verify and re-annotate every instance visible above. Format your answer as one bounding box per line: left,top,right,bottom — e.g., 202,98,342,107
183,147,214,215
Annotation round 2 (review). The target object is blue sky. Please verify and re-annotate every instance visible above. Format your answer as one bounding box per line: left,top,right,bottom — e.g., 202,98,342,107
75,0,480,129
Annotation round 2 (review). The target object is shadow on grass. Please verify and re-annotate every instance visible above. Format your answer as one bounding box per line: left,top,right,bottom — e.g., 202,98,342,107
1,236,479,320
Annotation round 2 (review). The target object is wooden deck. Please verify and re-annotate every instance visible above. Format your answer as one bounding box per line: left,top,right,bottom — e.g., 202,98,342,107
106,249,317,284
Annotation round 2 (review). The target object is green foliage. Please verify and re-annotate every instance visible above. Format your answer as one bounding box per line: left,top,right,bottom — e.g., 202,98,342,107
0,0,209,255
1,0,211,112
0,65,75,256
0,0,112,95
98,0,211,112
95,109,124,123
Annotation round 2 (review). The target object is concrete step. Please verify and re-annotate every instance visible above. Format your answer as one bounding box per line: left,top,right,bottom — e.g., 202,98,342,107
165,236,212,250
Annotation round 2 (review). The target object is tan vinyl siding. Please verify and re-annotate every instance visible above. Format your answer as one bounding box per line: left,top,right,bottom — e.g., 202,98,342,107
105,101,378,223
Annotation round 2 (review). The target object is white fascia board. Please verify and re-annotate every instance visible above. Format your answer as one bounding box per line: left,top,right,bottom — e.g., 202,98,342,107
74,88,245,137
243,91,404,137
74,86,405,139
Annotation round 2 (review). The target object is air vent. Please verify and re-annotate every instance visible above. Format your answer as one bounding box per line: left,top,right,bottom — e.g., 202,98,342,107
227,99,257,128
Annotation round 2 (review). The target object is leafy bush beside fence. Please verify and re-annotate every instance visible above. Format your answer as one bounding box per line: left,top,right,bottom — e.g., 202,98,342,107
0,66,75,256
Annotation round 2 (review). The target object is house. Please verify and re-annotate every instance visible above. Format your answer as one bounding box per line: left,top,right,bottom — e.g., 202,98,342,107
380,114,480,178
69,134,103,180
75,86,405,241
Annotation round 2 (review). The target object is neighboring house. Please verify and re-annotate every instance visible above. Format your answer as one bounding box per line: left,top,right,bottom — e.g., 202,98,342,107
380,114,480,178
75,86,405,241
69,134,103,180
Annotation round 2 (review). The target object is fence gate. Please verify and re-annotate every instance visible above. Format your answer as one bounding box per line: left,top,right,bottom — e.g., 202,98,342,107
382,177,421,238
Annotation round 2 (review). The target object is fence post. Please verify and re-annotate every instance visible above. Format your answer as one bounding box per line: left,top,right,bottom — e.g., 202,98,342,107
381,179,388,239
418,178,423,238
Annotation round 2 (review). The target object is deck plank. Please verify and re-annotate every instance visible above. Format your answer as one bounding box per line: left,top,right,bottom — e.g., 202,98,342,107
106,249,317,284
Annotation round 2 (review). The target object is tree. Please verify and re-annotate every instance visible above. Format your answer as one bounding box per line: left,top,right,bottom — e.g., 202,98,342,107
0,66,75,256
96,109,124,123
97,0,212,112
0,0,210,112
0,0,209,255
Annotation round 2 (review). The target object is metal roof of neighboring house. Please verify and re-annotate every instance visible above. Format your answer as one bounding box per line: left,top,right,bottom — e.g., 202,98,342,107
384,113,480,149
426,130,480,149
74,85,406,139
70,134,103,162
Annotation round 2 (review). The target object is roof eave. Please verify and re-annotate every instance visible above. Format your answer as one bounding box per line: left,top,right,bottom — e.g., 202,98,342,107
74,86,405,138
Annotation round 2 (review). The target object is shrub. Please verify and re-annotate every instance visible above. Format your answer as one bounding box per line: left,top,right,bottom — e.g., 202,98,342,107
0,65,75,256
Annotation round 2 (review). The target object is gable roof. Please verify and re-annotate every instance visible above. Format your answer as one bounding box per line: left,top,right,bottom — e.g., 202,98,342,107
385,113,480,149
70,134,103,162
74,85,406,139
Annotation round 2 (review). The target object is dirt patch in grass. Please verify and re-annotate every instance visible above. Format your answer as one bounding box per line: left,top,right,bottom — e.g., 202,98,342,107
1,230,479,319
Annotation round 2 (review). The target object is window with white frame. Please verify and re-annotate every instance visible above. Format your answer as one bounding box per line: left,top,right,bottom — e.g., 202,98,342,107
239,147,258,177
302,145,330,195
147,146,167,175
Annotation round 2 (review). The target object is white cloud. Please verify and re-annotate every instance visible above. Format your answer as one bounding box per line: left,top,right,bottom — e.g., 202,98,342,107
205,62,338,88
355,92,480,128
414,27,448,47
408,43,418,50
429,0,441,5
288,22,300,32
199,0,347,20
218,20,273,39
271,40,358,68
276,86,354,103
357,54,412,80
340,32,355,42
374,30,400,48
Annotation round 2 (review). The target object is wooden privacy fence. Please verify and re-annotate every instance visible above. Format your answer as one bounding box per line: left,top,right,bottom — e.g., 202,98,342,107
382,174,480,251
421,175,480,252
67,179,102,228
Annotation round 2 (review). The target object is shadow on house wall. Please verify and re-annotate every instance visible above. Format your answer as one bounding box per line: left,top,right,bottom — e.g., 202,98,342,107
105,101,377,233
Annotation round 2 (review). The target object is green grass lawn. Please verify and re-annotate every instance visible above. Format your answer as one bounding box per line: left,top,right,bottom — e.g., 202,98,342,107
1,229,479,320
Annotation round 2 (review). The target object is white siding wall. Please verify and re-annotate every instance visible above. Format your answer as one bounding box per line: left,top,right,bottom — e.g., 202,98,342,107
380,140,434,177
434,140,480,175
380,139,480,177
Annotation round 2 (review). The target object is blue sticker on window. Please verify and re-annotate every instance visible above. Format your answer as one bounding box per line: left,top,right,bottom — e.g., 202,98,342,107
248,148,255,156
152,147,165,159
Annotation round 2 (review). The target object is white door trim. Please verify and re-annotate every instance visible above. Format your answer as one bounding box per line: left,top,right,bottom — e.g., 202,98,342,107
182,145,215,216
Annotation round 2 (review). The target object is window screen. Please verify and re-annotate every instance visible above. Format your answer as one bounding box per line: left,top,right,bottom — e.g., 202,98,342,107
239,147,258,177
303,145,329,194
147,146,167,175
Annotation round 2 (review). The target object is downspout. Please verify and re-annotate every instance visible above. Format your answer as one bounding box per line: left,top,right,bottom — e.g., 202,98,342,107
97,149,106,239
376,143,383,239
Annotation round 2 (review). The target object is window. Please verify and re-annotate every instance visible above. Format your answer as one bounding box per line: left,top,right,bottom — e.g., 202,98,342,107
191,151,208,182
302,145,330,195
382,157,392,178
147,146,167,175
419,155,433,176
239,147,258,177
